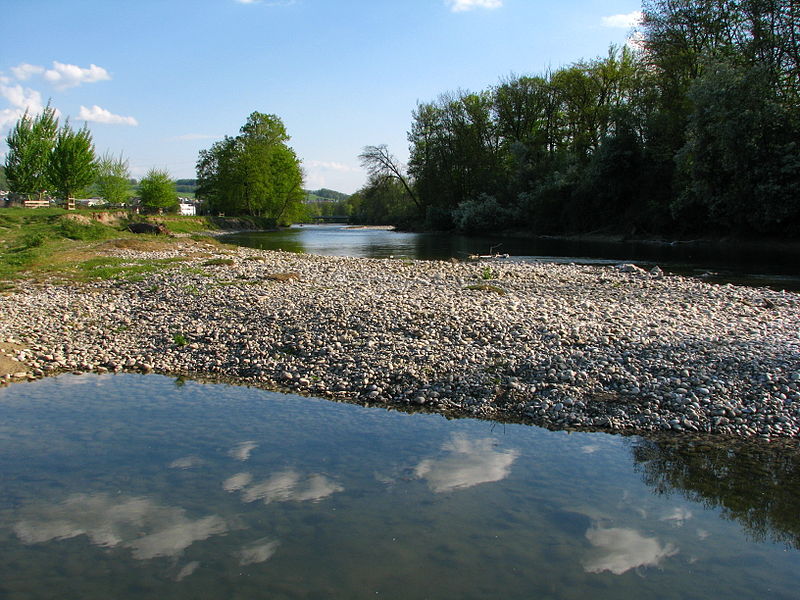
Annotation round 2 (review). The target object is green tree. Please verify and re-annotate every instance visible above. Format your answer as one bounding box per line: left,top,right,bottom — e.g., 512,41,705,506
96,152,132,205
139,168,178,213
196,112,305,223
97,152,131,204
47,121,97,205
4,104,58,200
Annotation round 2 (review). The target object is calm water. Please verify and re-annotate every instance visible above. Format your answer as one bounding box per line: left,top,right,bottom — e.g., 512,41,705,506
1,374,799,599
221,225,800,290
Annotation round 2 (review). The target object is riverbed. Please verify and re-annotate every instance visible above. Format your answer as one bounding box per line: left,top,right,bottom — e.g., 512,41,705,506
1,239,798,439
221,225,800,290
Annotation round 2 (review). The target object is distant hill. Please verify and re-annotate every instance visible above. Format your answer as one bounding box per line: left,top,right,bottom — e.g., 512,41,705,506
175,179,198,194
305,188,349,203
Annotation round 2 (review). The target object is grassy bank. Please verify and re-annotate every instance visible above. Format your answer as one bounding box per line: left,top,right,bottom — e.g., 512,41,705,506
0,208,234,285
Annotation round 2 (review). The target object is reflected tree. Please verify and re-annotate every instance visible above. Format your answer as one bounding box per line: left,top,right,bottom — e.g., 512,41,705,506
630,435,800,549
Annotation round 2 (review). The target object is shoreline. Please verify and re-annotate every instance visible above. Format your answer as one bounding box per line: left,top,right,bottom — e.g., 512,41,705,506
1,241,798,440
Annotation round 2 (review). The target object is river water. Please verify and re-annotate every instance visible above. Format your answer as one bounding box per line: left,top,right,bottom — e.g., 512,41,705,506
221,225,800,290
1,374,799,599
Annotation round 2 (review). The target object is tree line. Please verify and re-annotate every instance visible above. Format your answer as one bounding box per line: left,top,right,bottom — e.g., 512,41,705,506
357,0,800,238
3,104,181,212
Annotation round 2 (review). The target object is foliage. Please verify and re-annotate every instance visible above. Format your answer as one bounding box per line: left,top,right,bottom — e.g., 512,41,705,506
96,152,131,205
58,218,113,241
452,195,514,234
196,112,305,224
347,177,416,226
381,0,800,239
139,168,178,213
47,121,97,203
4,104,58,200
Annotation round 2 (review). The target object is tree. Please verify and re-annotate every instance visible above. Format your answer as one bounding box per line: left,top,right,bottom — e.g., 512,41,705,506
139,168,178,213
196,112,305,223
359,144,420,212
47,121,97,205
96,152,132,205
4,103,58,200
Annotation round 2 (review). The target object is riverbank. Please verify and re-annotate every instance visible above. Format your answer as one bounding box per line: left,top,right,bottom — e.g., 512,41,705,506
1,239,798,439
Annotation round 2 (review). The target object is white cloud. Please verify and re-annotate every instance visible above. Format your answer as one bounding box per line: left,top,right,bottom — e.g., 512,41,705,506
601,11,643,29
306,160,360,173
223,472,253,492
583,526,678,575
78,105,138,126
414,434,519,493
447,0,502,12
239,538,279,565
11,63,45,81
168,455,204,469
43,61,111,90
229,441,258,461
237,470,343,504
13,493,228,560
661,507,693,527
0,84,47,130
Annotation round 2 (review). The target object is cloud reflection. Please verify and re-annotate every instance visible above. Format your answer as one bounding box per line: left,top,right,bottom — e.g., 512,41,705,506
414,434,519,493
229,441,258,461
223,472,254,492
237,470,343,504
583,525,678,575
13,493,227,560
239,538,280,566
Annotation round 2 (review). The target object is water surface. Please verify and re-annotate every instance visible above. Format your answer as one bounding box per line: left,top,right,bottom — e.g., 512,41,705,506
1,374,798,599
221,225,800,289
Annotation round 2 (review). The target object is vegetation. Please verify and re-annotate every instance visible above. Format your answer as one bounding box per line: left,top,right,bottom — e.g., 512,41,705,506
4,104,59,201
96,153,132,205
47,121,97,204
355,0,800,238
196,112,305,224
139,168,178,213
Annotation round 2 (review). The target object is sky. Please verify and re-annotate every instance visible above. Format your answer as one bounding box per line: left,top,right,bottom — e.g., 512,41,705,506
1,0,642,194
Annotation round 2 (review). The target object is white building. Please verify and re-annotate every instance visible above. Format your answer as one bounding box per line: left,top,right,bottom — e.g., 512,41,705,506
179,202,196,216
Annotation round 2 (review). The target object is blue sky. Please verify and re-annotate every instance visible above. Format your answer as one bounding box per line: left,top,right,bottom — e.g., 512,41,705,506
1,0,642,193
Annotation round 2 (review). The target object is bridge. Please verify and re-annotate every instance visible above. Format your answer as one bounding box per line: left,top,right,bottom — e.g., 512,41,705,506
311,215,350,223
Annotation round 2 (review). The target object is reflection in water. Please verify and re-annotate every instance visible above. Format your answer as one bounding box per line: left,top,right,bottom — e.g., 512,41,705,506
223,472,254,492
239,538,280,566
169,455,204,469
2,374,800,598
13,493,228,560
229,440,258,461
583,526,679,575
414,434,519,493
630,436,800,548
236,470,344,504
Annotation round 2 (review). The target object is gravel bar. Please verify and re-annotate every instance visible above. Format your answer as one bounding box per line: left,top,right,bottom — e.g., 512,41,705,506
1,243,799,439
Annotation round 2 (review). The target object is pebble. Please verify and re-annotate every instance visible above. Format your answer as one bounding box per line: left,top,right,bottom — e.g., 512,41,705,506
0,247,798,439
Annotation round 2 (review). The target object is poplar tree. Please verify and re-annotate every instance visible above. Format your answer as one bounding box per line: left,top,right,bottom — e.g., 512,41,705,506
47,121,97,205
4,104,58,200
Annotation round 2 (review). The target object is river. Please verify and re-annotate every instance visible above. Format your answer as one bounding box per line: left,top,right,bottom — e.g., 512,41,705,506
1,374,799,599
221,225,800,290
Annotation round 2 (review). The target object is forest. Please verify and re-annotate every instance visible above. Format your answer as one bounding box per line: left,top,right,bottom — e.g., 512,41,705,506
353,0,800,238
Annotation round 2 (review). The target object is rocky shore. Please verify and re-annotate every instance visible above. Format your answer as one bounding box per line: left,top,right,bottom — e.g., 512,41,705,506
1,241,799,439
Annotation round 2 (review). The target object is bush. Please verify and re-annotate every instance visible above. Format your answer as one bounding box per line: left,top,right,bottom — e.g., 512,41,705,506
452,195,514,234
58,219,111,241
20,232,46,248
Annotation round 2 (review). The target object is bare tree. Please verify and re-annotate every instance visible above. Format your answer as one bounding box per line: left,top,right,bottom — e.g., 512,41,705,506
359,144,420,211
